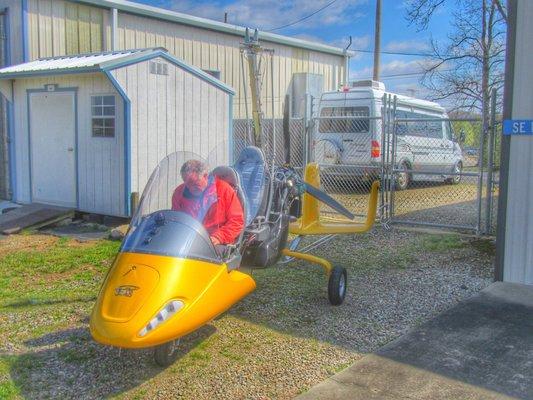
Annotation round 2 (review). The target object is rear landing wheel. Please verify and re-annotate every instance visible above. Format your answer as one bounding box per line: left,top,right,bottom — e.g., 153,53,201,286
154,339,180,367
328,266,347,305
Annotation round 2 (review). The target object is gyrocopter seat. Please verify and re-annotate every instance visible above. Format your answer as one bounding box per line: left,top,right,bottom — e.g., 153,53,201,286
233,146,267,226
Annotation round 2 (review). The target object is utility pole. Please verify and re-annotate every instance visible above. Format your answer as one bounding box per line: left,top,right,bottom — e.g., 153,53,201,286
224,12,228,23
372,0,382,81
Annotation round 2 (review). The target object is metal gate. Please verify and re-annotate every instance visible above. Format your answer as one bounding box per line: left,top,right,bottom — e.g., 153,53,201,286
232,92,500,235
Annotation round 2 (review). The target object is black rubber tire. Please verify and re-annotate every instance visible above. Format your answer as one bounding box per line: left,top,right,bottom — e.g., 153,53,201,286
395,162,410,191
328,266,347,306
154,340,179,367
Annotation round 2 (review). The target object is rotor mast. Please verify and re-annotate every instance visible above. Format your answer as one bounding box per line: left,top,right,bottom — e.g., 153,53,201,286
241,28,272,148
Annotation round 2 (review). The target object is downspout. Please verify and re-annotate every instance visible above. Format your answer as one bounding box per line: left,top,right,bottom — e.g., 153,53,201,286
21,0,28,62
111,8,118,51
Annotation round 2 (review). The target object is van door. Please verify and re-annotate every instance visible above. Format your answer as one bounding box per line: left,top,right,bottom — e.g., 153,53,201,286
318,106,371,165
406,112,443,175
441,120,456,171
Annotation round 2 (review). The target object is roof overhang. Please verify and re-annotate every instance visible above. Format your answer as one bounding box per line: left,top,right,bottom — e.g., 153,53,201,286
71,0,353,57
0,49,236,95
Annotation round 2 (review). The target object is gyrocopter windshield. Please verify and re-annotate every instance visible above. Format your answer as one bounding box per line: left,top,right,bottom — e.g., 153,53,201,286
121,149,228,263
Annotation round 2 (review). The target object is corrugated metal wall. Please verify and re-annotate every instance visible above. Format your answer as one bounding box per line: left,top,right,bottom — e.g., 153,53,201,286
111,56,230,196
116,13,344,118
17,0,344,119
503,1,533,284
12,73,125,216
26,0,104,58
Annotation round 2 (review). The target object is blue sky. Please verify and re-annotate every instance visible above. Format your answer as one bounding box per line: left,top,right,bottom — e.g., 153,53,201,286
131,0,454,98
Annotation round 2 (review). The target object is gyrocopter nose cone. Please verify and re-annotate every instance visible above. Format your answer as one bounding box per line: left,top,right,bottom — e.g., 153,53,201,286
100,263,160,323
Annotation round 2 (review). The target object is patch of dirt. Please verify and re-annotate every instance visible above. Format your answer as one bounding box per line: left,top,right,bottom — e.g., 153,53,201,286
0,234,58,256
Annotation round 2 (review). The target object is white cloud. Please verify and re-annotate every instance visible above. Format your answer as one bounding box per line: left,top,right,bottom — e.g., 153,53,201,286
163,0,368,31
349,58,437,81
384,40,430,53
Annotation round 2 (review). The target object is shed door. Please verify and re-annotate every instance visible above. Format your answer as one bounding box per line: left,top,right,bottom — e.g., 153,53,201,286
29,92,77,207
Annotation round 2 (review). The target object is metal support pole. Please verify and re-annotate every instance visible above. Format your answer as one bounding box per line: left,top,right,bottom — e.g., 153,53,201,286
485,88,497,235
476,116,486,235
389,96,398,220
303,93,310,165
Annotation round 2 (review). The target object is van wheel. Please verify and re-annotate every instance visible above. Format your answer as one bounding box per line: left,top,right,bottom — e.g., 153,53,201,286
446,162,462,185
154,339,180,367
396,162,410,190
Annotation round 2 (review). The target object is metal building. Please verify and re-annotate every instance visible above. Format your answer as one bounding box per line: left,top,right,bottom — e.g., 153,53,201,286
0,0,349,200
496,0,533,285
0,48,234,217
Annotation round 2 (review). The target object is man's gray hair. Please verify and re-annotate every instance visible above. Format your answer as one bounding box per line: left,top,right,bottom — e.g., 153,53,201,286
180,159,208,179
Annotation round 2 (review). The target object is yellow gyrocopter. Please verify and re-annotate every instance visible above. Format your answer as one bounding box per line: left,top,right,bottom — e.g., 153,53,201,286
89,144,378,366
90,28,379,366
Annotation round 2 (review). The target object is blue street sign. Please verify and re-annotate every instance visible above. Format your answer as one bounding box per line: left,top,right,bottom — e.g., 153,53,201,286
503,120,533,135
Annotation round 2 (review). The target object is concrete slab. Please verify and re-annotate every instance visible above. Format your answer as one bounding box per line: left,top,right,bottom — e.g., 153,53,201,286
0,203,73,234
298,282,533,400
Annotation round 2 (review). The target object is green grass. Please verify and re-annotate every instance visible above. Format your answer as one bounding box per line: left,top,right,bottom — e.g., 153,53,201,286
419,234,466,253
0,237,119,309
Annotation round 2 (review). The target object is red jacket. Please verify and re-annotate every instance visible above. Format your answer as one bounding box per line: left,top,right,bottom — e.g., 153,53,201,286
171,177,244,244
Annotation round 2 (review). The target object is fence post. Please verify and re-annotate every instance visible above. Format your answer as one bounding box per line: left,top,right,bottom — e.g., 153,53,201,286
475,109,488,234
485,88,497,235
303,93,312,165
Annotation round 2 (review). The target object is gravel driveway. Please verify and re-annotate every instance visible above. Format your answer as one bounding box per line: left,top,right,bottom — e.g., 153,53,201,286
0,229,494,399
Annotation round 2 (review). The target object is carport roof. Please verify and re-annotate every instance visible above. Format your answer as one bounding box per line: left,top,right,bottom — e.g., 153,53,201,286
0,48,235,95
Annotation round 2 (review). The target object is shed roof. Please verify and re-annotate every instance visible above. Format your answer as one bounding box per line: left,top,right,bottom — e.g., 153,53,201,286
71,0,351,57
0,48,235,95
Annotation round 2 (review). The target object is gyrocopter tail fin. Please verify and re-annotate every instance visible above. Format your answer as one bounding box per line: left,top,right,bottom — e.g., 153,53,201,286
289,163,380,235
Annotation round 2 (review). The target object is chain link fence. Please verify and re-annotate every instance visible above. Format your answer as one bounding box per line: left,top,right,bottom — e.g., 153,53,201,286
231,94,500,236
311,115,382,222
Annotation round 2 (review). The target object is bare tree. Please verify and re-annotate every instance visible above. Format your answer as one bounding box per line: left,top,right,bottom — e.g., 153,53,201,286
405,0,506,132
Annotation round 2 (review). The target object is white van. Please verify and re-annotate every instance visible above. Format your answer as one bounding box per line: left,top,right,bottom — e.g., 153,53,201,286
313,81,463,189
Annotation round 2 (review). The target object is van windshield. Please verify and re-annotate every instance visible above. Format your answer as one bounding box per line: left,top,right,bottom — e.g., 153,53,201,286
319,106,370,133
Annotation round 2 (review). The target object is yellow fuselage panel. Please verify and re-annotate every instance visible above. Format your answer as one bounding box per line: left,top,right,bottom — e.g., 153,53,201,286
90,252,256,348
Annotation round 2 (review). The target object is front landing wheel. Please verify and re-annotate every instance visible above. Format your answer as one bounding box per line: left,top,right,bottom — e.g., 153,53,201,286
154,339,180,366
328,266,347,305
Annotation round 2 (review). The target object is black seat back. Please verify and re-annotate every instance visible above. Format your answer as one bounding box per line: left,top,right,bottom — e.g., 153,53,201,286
233,146,267,226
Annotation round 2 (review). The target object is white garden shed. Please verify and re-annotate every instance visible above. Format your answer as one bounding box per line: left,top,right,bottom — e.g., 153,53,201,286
0,48,234,217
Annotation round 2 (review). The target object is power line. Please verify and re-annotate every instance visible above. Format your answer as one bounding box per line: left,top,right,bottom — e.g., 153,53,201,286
266,0,339,32
355,68,453,80
351,48,434,57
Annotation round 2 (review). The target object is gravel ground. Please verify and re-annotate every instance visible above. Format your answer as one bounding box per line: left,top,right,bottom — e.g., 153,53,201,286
0,228,494,400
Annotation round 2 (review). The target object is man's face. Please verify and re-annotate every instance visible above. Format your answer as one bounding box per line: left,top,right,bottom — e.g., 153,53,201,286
183,171,208,196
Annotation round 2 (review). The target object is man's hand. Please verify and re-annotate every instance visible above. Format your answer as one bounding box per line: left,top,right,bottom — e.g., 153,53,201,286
210,236,221,246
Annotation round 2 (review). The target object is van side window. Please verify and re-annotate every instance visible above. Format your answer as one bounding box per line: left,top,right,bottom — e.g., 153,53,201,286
427,121,443,138
405,111,428,137
444,121,454,140
319,107,369,133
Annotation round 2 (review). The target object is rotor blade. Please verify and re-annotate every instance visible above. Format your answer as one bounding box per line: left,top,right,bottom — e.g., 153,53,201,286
283,94,291,164
303,183,355,220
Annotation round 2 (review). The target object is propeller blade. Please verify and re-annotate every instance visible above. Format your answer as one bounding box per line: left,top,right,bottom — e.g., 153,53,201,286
303,183,355,220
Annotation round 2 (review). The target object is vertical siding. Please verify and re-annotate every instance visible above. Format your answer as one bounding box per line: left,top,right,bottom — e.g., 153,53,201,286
111,56,230,197
12,73,125,216
116,13,345,118
27,0,104,59
17,2,344,117
503,1,533,285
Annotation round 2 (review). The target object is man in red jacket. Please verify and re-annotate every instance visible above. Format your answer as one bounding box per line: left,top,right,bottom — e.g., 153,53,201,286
171,159,244,247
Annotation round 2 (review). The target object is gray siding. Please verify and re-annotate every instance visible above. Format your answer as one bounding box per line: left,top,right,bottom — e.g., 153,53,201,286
503,0,533,284
111,56,230,197
11,73,125,216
